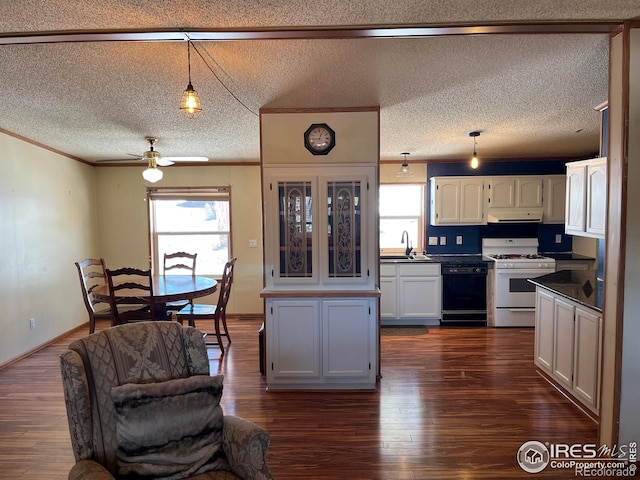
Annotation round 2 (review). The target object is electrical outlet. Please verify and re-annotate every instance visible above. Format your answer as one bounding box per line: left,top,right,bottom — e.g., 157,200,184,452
428,236,438,246
249,239,258,248
555,234,562,244
456,235,463,245
440,236,447,246
29,318,36,330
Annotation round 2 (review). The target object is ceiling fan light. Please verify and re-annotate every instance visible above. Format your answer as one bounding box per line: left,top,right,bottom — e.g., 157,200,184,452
142,166,163,183
180,83,202,119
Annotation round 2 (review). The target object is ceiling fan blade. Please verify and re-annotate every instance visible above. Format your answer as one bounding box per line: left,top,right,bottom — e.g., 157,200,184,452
161,156,209,163
156,158,175,166
94,156,143,163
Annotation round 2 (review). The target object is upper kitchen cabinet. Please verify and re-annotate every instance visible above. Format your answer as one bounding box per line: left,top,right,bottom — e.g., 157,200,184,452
543,175,567,224
429,177,485,225
488,176,543,209
263,166,376,289
565,158,607,239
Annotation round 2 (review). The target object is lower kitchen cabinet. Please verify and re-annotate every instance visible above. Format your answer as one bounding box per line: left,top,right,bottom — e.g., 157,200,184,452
265,297,377,389
534,287,602,415
380,262,441,326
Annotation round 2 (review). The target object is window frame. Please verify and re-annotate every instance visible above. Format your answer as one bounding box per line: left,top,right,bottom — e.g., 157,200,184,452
379,183,425,255
148,186,232,278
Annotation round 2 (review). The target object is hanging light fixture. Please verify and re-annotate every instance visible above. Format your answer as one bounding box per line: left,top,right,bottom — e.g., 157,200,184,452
141,137,163,183
179,41,202,119
469,131,481,169
396,152,414,177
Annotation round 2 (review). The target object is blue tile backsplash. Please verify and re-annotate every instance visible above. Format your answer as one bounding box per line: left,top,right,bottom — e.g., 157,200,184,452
426,160,571,255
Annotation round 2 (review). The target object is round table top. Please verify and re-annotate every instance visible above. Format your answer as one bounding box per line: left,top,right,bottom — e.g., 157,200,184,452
92,275,217,303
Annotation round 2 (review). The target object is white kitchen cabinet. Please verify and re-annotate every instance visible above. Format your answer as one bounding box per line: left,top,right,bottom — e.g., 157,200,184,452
265,297,376,389
543,175,567,224
552,297,576,390
429,177,485,225
534,287,602,414
565,158,607,238
379,264,398,320
488,176,543,209
380,262,441,326
534,288,555,373
263,166,376,289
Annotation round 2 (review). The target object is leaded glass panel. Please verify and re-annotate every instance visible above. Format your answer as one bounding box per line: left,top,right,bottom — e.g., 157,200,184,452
278,181,313,278
327,180,361,278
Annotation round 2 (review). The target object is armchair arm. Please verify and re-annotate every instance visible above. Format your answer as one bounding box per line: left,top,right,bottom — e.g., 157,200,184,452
222,415,273,480
69,459,115,480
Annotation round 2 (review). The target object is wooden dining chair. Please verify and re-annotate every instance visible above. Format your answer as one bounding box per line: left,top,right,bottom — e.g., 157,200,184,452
105,267,171,325
75,258,113,333
176,257,237,354
163,252,197,312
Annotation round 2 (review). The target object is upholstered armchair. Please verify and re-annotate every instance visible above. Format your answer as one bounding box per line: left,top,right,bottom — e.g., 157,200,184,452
60,321,273,480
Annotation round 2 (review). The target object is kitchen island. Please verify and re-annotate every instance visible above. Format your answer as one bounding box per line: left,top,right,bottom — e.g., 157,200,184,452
528,270,603,417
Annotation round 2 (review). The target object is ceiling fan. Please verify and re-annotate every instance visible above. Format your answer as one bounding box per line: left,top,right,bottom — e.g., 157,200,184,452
97,137,209,166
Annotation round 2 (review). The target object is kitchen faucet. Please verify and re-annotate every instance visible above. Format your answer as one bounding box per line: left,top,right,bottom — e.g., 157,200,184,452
401,230,412,256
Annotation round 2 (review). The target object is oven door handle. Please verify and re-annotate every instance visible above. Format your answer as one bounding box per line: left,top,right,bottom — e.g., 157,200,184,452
495,269,555,276
505,308,536,312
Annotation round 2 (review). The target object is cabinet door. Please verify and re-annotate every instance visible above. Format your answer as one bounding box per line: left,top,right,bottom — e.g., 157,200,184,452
398,276,442,319
379,276,398,319
586,161,606,237
552,298,575,390
573,307,601,410
543,176,567,224
459,179,485,223
535,288,555,373
489,177,516,208
517,177,543,208
322,299,374,378
267,300,321,381
565,165,586,235
432,178,461,224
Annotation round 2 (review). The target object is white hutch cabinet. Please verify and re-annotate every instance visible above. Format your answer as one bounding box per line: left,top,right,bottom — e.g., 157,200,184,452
259,108,380,390
565,158,607,238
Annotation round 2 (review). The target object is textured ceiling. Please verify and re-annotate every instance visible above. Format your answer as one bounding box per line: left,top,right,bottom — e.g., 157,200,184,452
1,1,639,165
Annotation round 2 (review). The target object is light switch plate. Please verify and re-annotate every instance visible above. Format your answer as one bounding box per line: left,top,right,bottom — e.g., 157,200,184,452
249,239,258,248
428,236,438,246
440,236,447,245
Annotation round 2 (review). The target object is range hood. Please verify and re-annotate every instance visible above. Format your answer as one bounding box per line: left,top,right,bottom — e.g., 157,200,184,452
486,208,544,224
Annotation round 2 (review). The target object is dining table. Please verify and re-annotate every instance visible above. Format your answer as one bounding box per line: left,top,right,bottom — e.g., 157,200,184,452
92,274,218,305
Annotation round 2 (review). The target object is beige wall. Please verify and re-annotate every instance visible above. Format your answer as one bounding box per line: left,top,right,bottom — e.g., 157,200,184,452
0,132,100,365
95,164,264,316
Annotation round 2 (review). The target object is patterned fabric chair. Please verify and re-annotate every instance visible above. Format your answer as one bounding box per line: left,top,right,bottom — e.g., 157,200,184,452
59,321,273,480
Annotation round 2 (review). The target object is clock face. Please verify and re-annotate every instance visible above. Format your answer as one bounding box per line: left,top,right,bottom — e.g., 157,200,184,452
304,123,335,155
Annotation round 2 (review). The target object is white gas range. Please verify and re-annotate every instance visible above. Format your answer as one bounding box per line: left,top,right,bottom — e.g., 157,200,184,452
482,238,556,327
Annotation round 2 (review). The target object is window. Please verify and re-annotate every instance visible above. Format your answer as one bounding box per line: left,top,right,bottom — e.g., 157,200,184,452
379,184,424,254
149,187,231,276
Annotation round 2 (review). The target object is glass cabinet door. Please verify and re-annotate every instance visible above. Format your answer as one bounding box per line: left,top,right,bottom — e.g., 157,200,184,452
326,180,362,279
278,181,313,278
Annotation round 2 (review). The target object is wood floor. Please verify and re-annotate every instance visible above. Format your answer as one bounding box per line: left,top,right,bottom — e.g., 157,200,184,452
0,319,598,479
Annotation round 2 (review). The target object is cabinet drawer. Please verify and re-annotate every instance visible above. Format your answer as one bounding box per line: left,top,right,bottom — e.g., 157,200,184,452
380,264,397,277
398,263,440,276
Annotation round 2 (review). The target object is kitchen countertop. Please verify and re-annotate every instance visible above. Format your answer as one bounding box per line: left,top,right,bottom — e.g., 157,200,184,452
541,252,596,262
528,270,603,312
380,254,490,266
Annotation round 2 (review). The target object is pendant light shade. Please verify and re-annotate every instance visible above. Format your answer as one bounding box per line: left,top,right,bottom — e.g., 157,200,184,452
396,152,414,177
469,131,481,170
179,41,202,119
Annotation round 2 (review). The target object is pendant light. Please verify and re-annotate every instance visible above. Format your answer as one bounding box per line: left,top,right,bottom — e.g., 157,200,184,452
180,41,202,119
396,152,414,177
469,131,481,169
141,138,163,183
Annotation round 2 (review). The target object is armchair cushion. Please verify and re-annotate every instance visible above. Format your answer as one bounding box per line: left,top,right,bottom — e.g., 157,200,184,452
111,374,226,480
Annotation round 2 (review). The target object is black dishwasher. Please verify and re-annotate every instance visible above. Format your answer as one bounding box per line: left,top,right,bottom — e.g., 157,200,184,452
441,264,488,325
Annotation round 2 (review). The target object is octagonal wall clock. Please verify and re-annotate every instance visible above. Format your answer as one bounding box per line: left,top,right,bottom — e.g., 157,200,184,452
304,123,336,155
